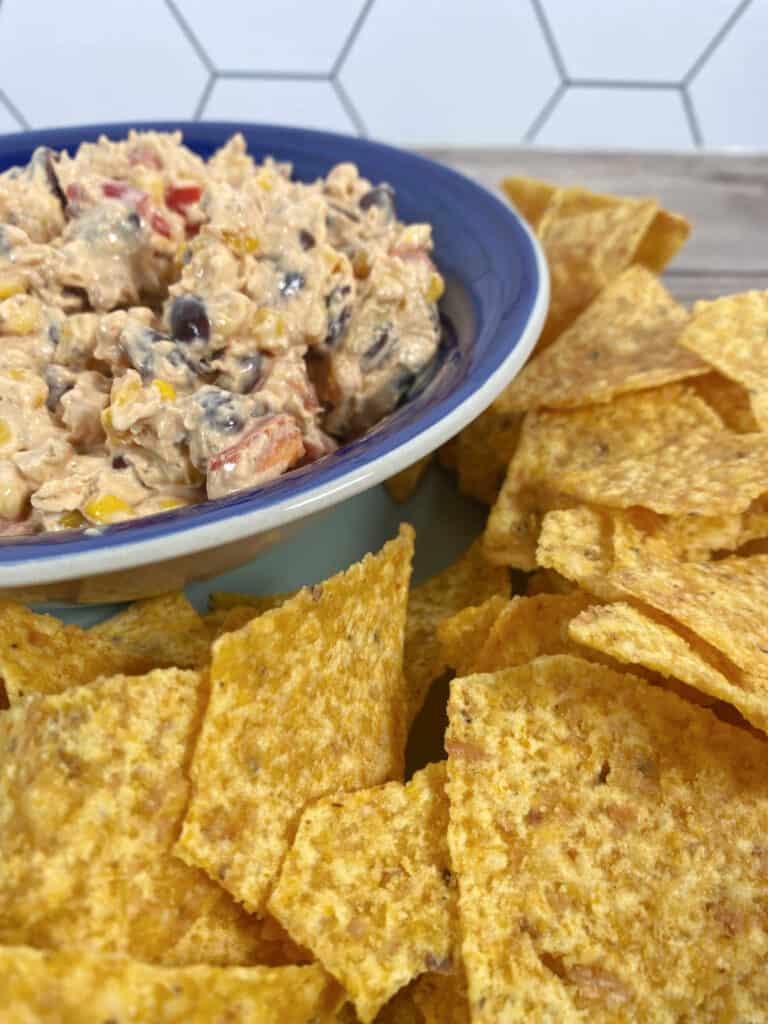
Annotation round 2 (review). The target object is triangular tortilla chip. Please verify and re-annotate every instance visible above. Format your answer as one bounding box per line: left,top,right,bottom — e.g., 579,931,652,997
90,591,210,669
437,595,509,677
446,656,768,1022
0,602,148,704
385,456,433,503
0,946,342,1023
500,266,705,412
175,527,414,914
269,763,456,1023
0,669,292,965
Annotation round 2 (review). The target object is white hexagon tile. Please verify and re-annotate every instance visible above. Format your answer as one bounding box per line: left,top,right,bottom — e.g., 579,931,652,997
0,0,762,148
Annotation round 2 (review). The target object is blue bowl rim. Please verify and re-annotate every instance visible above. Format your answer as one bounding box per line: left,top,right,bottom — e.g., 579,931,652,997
0,120,548,584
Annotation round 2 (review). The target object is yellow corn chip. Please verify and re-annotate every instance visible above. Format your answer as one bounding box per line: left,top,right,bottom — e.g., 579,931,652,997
503,178,689,347
437,594,509,677
0,668,292,965
270,762,456,1023
374,985,425,1024
678,291,768,429
501,266,704,412
610,548,768,733
569,602,723,707
455,403,522,504
209,590,295,612
385,456,433,503
483,384,720,568
0,946,342,1024
472,592,595,672
89,591,210,669
412,971,470,1024
176,527,414,914
404,541,510,721
437,437,459,470
690,371,760,433
536,508,623,602
446,656,768,1022
0,602,148,704
526,569,575,596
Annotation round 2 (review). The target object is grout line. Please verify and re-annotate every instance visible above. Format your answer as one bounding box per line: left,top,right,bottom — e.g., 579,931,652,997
683,0,753,84
523,81,566,143
680,86,703,147
193,74,216,120
569,79,681,90
332,77,367,137
529,0,569,81
163,0,215,73
332,0,377,77
0,88,29,130
216,69,329,81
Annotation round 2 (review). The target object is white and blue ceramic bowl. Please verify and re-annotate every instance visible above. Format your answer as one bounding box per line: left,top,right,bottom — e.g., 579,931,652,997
0,121,548,604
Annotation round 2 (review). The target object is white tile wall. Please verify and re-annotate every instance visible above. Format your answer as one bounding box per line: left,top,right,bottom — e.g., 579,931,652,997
0,0,762,149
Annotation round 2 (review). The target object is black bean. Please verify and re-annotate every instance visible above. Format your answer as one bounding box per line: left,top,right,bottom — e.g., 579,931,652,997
61,286,90,310
279,270,305,298
170,294,210,344
29,147,66,208
126,210,141,231
111,454,129,470
328,201,359,222
195,388,247,434
359,183,395,219
298,229,315,250
361,323,394,371
325,307,350,349
48,321,60,346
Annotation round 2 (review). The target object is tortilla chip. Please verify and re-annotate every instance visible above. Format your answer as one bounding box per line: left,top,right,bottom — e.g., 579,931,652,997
472,592,596,672
437,595,509,677
404,541,510,721
386,456,432,503
176,527,414,914
483,384,720,568
437,437,459,471
526,569,575,596
374,986,425,1024
677,291,768,429
89,591,210,669
412,971,470,1024
609,549,768,733
455,403,522,505
0,946,342,1024
568,602,722,708
500,266,704,412
209,591,295,612
502,178,689,347
0,668,292,965
446,656,768,1022
0,602,148,704
270,763,456,1023
536,508,623,602
690,371,760,433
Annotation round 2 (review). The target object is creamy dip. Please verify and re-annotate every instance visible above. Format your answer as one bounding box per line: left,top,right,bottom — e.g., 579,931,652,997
0,131,444,534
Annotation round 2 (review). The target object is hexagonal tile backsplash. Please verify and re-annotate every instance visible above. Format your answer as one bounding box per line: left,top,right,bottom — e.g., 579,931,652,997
0,0,762,148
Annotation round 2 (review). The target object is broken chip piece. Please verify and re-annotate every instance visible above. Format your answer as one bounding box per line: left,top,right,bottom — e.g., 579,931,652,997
0,946,342,1024
270,762,456,1023
0,668,289,965
447,656,768,1022
176,526,414,914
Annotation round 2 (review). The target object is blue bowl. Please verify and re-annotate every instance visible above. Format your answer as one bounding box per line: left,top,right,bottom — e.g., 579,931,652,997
0,121,547,602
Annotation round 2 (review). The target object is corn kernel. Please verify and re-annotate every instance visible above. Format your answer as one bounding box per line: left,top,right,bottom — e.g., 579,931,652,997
159,497,186,510
59,510,86,530
152,378,176,401
0,418,12,448
253,307,285,337
0,274,26,300
400,224,428,248
101,408,113,431
113,378,142,408
84,494,133,525
255,169,275,192
222,230,260,255
2,295,42,335
426,272,445,304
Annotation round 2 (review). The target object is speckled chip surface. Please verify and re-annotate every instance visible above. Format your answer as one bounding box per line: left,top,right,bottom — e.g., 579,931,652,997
446,656,768,1022
89,590,211,668
0,946,342,1024
0,668,294,966
175,526,414,913
269,762,456,1023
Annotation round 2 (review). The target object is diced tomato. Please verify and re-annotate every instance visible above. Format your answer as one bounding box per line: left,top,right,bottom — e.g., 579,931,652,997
102,180,146,205
66,183,86,203
150,209,172,238
166,184,202,213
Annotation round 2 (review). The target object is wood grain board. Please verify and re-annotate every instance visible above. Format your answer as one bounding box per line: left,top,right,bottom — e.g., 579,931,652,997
424,148,768,305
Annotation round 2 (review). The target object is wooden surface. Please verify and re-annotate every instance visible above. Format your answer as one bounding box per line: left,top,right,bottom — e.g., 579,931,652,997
424,148,768,306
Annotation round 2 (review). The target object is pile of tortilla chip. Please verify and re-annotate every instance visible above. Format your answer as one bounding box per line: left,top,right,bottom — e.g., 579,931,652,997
3,176,768,1022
